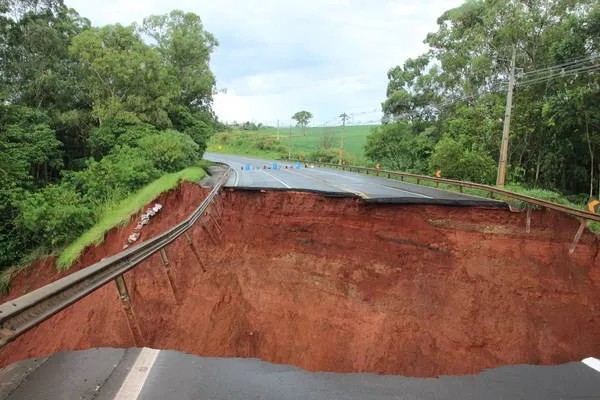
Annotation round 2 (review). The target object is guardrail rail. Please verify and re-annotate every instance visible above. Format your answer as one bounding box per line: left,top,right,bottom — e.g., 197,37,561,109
296,160,598,256
303,161,600,223
0,167,230,348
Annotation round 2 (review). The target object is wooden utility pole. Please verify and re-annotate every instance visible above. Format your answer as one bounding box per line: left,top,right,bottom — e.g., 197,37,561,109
496,47,516,187
288,123,292,160
339,113,348,165
276,120,280,141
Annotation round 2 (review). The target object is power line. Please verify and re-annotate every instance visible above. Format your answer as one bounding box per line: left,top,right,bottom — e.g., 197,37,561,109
349,108,379,117
517,64,600,87
519,54,600,78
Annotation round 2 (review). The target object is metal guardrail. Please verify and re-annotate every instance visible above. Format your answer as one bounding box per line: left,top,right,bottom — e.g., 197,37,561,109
308,161,600,223
0,167,230,348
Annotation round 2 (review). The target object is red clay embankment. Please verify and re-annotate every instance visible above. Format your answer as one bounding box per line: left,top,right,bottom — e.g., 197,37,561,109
1,187,599,377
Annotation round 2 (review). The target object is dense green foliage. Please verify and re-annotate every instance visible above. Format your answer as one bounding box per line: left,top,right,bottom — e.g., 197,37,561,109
368,0,600,198
57,166,206,270
0,1,218,269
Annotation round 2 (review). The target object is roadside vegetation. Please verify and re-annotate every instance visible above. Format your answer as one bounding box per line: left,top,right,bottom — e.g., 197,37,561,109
363,1,599,203
56,165,207,270
207,124,374,164
0,2,218,277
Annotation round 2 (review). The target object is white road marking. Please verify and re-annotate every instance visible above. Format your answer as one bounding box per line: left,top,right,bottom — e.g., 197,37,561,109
583,357,600,373
114,348,160,400
313,167,433,199
261,170,292,188
381,185,433,199
313,169,361,182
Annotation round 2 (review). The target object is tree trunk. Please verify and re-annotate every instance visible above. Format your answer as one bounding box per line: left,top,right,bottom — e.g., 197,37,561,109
584,112,594,200
534,153,542,187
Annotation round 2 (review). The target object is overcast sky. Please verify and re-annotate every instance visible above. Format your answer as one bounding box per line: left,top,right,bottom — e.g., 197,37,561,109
65,0,463,126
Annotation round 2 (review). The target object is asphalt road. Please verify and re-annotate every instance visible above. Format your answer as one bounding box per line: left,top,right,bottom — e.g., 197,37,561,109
1,348,599,400
204,153,506,207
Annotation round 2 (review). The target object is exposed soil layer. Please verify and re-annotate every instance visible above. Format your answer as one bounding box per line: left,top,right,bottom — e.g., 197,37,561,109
1,187,599,377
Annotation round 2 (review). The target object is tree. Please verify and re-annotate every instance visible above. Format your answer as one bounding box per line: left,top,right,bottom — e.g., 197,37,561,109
429,137,496,184
70,24,169,127
292,111,313,136
378,0,600,194
364,122,433,173
0,3,219,273
140,10,218,115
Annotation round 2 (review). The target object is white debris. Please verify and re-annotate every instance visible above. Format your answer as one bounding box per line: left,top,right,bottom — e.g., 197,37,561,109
127,232,140,243
123,203,163,247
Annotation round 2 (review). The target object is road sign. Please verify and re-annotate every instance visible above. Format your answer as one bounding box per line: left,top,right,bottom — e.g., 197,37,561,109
588,200,600,214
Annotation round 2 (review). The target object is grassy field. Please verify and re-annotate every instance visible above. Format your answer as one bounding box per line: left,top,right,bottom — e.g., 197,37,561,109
207,125,377,161
56,165,207,270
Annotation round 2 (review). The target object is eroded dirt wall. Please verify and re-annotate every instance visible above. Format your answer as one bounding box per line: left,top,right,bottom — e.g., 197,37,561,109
1,188,599,377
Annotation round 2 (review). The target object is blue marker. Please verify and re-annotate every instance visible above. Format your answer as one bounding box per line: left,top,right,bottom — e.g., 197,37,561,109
295,161,301,169
245,163,251,171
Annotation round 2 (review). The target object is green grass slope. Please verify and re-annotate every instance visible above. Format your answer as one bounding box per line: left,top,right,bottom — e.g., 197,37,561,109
56,166,207,270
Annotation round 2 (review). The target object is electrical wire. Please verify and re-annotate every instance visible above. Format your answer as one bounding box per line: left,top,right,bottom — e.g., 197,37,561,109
519,55,600,78
517,64,600,87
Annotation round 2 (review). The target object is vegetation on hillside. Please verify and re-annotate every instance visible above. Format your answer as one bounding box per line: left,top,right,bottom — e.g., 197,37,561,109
365,0,600,200
0,1,218,272
207,124,374,163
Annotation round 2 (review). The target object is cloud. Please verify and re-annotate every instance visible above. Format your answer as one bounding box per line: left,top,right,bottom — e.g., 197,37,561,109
65,0,464,124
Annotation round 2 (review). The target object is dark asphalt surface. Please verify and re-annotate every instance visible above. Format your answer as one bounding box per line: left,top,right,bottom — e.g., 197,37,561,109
204,153,506,207
1,348,599,400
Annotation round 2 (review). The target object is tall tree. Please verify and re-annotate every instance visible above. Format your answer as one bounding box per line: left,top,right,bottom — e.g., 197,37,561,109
292,111,312,136
373,0,600,195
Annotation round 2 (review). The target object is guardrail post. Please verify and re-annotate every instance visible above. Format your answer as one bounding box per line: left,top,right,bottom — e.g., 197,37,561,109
526,207,532,234
159,248,180,305
184,232,207,273
489,192,495,199
202,224,218,245
568,220,587,255
114,275,144,346
400,176,404,182
211,200,223,219
458,186,463,193
386,173,390,178
436,181,439,188
416,178,420,185
209,213,224,238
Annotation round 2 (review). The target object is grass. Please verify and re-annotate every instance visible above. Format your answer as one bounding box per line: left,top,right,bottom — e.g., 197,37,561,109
207,125,377,162
206,142,284,160
56,165,207,270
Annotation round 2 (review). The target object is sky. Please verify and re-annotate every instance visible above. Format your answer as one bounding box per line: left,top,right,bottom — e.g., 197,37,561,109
65,0,463,126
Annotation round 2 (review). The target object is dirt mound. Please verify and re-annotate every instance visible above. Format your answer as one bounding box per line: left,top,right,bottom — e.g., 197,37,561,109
1,188,599,377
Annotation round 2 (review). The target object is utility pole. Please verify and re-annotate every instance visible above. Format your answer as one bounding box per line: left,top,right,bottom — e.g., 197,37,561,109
288,123,292,160
339,113,348,165
496,46,516,187
276,120,280,141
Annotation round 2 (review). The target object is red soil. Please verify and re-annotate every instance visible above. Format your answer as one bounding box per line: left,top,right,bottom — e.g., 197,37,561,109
1,187,599,377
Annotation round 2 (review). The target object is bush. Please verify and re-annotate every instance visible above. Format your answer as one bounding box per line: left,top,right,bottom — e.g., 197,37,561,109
16,183,95,248
307,148,341,163
67,146,161,205
429,137,496,184
364,122,433,173
137,130,199,172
